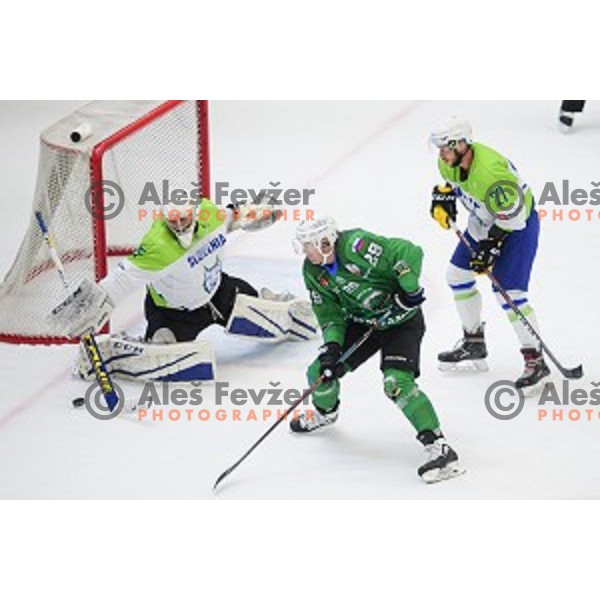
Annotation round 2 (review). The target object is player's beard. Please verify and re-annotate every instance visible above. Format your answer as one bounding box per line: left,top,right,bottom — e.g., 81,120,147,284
450,149,463,168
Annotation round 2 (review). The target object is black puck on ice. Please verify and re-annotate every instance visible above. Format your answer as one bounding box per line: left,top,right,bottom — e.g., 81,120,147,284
72,397,85,408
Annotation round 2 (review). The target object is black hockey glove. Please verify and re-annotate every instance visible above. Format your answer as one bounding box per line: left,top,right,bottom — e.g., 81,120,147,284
393,287,425,311
431,184,458,230
470,225,509,274
318,342,345,381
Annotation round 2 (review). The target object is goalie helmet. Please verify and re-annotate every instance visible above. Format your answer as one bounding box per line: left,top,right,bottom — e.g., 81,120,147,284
162,196,201,248
294,214,339,263
429,116,473,148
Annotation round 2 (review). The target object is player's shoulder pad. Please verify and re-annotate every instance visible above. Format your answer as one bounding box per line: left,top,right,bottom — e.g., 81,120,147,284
472,142,514,178
196,197,229,233
472,143,521,210
339,228,383,261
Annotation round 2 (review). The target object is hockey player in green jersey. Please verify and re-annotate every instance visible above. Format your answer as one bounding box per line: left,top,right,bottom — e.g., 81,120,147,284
429,116,550,393
289,214,464,484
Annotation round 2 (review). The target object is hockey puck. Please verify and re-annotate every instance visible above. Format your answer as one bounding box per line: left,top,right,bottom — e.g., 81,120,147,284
72,397,85,408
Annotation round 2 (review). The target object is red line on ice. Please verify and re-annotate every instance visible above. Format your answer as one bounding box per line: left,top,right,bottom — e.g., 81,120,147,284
0,367,71,430
304,101,422,188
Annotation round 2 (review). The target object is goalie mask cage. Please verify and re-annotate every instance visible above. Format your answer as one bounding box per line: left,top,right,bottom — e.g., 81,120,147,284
0,100,210,344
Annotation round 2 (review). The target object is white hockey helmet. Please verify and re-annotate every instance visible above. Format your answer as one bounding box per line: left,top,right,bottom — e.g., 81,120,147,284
429,116,473,148
162,195,201,248
294,213,339,259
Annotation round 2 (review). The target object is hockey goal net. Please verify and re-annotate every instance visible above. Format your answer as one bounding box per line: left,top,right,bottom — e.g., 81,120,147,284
0,100,210,344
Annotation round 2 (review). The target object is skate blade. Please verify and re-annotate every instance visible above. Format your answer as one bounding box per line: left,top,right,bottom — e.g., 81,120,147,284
519,375,552,398
420,462,466,484
290,416,338,434
289,425,333,434
438,359,488,373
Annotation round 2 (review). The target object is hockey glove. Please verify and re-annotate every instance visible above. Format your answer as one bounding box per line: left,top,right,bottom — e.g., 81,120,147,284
393,287,425,311
431,184,458,230
470,225,509,274
318,342,345,381
226,191,278,233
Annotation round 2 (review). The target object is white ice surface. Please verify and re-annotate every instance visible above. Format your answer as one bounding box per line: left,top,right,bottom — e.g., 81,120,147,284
1,100,599,499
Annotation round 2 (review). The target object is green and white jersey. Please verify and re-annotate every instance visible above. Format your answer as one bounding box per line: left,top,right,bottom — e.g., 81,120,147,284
101,199,230,310
303,228,423,345
438,142,534,240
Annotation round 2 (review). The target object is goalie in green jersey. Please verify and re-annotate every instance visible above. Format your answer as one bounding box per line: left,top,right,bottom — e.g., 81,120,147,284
289,214,464,484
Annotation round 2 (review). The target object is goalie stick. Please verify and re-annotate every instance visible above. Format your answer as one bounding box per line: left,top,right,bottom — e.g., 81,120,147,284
449,219,583,380
35,211,121,411
213,312,391,491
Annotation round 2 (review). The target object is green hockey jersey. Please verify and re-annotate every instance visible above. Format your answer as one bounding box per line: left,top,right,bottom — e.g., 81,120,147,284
303,229,423,345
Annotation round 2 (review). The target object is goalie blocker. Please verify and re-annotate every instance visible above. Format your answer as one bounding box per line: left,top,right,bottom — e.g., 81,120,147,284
76,292,317,382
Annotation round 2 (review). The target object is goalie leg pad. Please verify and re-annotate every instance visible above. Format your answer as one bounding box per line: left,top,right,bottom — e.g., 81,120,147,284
76,334,216,382
225,293,317,342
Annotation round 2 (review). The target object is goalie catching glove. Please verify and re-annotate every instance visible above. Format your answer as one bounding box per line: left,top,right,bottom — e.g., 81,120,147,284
228,191,279,233
48,279,114,338
430,184,457,230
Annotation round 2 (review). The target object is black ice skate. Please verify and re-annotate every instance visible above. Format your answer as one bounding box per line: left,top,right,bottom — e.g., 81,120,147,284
290,406,338,433
438,325,488,372
516,348,551,396
558,110,575,134
417,431,465,484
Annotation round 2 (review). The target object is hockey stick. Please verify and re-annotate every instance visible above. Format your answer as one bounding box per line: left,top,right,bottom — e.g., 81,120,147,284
449,220,583,379
213,319,383,491
35,211,121,411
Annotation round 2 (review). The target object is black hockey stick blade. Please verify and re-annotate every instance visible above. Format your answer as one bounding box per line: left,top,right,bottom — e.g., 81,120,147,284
212,405,301,493
448,221,584,381
213,466,235,491
212,397,307,492
212,324,381,492
559,363,584,380
213,468,233,492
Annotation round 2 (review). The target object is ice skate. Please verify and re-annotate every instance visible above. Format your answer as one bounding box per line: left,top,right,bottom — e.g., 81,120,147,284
438,325,488,372
516,348,551,396
558,110,574,134
290,406,338,433
417,432,465,484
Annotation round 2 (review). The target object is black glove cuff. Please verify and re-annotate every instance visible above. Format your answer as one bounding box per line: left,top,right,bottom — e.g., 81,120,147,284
320,341,342,353
488,224,510,243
